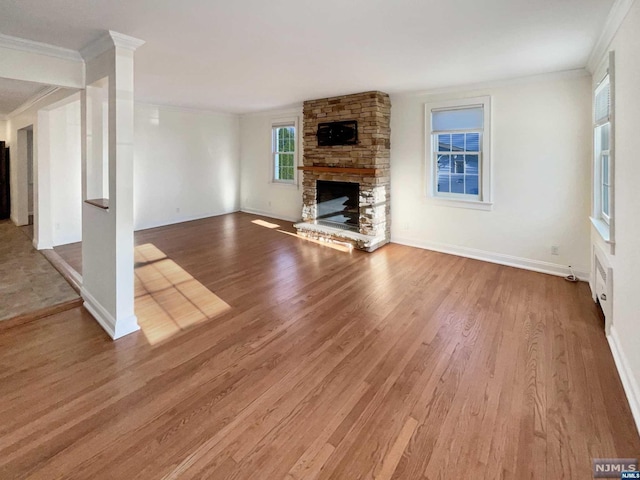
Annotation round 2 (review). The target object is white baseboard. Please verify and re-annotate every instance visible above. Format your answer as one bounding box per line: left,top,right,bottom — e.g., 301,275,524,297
134,208,239,232
240,207,300,223
34,239,53,250
607,326,640,436
391,236,589,280
81,287,139,340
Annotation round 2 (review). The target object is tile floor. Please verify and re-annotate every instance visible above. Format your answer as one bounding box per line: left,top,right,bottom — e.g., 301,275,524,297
0,220,79,321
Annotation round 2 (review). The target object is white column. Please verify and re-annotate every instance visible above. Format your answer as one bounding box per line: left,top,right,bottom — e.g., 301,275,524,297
80,32,144,340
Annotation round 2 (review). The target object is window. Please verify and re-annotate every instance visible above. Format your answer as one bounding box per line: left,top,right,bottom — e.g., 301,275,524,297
426,97,491,209
272,122,297,183
591,52,615,244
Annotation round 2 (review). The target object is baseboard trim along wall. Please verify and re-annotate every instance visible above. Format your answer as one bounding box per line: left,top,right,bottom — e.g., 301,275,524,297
134,208,239,232
607,326,640,436
391,236,589,280
240,207,300,223
81,288,140,340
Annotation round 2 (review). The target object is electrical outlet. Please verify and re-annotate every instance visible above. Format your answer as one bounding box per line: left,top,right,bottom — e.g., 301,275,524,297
176,207,180,213
551,245,559,255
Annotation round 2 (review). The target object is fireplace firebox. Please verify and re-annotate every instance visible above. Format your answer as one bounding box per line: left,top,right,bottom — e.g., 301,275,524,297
316,180,359,230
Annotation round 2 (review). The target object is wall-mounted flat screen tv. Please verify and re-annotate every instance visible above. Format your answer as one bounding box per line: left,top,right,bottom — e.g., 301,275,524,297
317,120,358,146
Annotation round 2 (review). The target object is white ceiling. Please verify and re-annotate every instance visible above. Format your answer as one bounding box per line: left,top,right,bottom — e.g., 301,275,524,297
0,77,51,116
0,0,615,113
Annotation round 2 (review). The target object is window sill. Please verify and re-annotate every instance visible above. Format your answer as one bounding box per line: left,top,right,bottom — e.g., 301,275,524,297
590,216,613,244
270,181,299,189
428,197,493,211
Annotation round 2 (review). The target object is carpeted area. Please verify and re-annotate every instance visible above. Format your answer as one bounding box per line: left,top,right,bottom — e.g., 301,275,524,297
0,220,79,322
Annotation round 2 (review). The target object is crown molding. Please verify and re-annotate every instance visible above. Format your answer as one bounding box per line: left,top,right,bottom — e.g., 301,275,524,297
587,0,636,73
80,30,145,61
0,33,82,62
6,86,61,119
391,68,590,99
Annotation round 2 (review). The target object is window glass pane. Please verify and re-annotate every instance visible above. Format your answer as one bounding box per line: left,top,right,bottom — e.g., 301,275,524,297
437,154,450,192
452,133,465,152
600,123,610,151
452,155,464,174
602,185,610,216
466,133,480,151
276,126,295,153
465,175,479,195
432,107,483,132
465,155,479,175
438,134,451,152
602,153,609,185
451,174,464,194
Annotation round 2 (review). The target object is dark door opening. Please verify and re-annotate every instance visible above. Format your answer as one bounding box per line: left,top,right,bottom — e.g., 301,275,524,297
0,141,10,220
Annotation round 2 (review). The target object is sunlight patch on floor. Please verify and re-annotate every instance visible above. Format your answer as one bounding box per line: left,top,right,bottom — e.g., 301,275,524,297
252,219,281,229
134,243,231,345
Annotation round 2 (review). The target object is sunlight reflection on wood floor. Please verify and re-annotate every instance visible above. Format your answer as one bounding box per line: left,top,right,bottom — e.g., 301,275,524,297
134,243,230,345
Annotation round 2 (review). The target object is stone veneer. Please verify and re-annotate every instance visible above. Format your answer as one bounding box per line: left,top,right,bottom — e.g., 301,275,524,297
295,91,391,252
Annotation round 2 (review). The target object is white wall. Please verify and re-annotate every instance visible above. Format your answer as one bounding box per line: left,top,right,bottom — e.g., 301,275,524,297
0,119,7,141
390,72,592,277
240,108,303,222
134,104,241,230
594,0,640,433
49,100,82,246
6,88,77,228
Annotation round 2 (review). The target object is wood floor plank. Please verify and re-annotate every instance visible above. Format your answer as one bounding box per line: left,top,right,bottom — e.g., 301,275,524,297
0,212,637,480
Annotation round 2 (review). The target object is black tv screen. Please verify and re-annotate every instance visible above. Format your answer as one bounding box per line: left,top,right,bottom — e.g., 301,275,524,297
317,120,358,146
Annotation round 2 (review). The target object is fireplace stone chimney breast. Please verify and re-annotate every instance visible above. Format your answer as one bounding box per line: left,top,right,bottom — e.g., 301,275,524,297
294,91,391,252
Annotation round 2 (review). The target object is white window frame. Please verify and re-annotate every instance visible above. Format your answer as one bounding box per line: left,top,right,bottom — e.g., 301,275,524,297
590,52,615,248
425,96,492,210
271,117,299,186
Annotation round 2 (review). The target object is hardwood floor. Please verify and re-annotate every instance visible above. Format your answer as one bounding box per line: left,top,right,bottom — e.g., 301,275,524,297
2,212,638,479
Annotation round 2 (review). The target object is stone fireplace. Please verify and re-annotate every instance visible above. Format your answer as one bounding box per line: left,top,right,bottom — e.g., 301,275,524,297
294,91,391,252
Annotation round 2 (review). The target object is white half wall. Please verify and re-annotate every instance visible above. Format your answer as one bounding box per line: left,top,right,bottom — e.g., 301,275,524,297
134,104,241,230
49,100,82,246
390,72,592,278
239,108,303,222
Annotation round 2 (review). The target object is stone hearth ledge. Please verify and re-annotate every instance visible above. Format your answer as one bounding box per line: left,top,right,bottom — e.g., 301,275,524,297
294,222,387,252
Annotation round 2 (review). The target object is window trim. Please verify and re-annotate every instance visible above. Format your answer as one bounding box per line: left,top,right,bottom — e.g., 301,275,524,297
425,96,492,210
590,52,615,249
271,116,299,186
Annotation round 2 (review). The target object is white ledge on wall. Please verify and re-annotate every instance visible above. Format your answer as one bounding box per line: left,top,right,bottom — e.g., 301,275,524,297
427,197,494,211
590,216,615,255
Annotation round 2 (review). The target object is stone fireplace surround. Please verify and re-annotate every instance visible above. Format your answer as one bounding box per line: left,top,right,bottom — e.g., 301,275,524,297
294,91,391,252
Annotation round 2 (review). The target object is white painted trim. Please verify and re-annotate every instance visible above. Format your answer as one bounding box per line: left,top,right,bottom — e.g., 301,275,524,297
33,239,53,250
6,86,61,119
80,30,145,61
391,236,589,280
607,326,640,436
392,69,590,100
587,0,636,73
240,207,299,223
0,33,83,62
81,287,140,340
134,209,240,232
